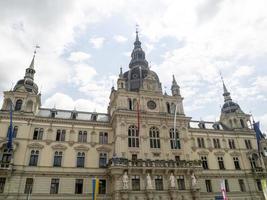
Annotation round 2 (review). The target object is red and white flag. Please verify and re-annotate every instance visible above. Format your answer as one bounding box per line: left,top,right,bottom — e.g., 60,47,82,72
220,179,228,200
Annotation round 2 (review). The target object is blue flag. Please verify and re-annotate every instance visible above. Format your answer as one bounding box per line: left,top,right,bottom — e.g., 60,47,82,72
7,103,13,149
253,121,264,152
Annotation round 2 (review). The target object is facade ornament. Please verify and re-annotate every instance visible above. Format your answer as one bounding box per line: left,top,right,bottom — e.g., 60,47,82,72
191,173,197,187
146,173,153,190
169,172,176,188
122,171,129,190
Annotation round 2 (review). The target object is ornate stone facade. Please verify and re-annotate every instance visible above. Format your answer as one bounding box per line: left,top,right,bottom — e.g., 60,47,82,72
0,32,266,200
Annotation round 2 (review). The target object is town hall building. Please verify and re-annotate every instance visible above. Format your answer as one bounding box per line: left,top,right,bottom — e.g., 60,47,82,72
0,31,266,200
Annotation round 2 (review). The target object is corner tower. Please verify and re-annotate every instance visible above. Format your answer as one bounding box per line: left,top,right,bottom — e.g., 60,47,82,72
219,79,250,130
1,47,41,114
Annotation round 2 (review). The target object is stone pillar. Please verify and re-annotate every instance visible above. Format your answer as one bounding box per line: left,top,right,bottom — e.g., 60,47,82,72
120,189,129,200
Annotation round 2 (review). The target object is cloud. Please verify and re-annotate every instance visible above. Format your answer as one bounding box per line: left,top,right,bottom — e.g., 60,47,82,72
71,63,97,86
113,35,127,43
68,51,91,62
233,65,255,78
89,36,105,49
43,92,106,112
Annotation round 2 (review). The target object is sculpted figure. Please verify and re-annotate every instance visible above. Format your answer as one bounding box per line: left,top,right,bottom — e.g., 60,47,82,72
122,171,129,189
191,173,197,187
146,173,153,189
169,172,176,188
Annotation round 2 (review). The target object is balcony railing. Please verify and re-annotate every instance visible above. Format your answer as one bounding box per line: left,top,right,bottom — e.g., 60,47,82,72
0,161,12,170
108,157,202,169
251,167,264,173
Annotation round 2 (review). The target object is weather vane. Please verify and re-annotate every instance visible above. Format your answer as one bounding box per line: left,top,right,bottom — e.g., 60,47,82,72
34,44,40,55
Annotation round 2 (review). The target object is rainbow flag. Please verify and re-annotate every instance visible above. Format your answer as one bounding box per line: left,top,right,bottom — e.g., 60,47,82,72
92,178,99,200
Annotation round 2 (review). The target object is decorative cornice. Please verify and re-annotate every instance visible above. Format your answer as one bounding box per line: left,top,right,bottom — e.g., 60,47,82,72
229,151,241,156
197,150,209,155
96,145,112,152
213,151,225,156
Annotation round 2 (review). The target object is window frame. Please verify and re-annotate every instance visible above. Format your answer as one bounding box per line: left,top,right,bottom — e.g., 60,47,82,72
149,127,160,149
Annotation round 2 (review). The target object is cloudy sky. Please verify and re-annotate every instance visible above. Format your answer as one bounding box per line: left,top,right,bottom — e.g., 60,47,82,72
0,0,267,131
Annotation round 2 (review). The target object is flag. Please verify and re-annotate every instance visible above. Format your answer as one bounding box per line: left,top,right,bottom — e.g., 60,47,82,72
261,179,267,200
92,178,99,200
7,103,13,150
220,179,228,200
253,121,264,153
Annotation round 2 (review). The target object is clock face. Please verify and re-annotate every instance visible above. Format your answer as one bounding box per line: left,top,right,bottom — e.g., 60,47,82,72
147,100,156,110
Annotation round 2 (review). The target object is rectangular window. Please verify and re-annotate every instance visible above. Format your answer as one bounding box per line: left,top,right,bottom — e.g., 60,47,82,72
99,179,106,194
29,150,39,166
50,178,59,194
99,132,108,144
245,140,252,149
177,175,185,190
53,151,63,167
218,157,225,170
56,130,66,142
256,179,262,191
233,157,241,170
77,152,85,168
201,156,209,170
0,178,6,193
99,153,107,168
75,179,83,194
213,138,221,149
228,139,236,149
205,180,212,192
132,176,140,191
24,178,33,194
197,138,205,148
225,179,230,192
170,128,180,149
238,179,246,192
155,175,163,190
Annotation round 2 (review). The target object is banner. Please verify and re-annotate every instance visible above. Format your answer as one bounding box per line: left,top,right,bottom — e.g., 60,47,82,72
220,179,228,200
92,178,99,200
261,179,267,200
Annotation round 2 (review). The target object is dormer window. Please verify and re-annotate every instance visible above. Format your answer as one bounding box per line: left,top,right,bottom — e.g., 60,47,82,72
198,122,206,129
71,111,78,120
213,123,220,130
91,114,97,121
50,109,57,118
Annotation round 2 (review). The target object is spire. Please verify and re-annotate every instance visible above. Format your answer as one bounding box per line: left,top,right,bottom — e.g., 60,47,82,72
129,25,148,69
24,45,40,80
119,67,123,78
171,74,180,96
220,73,232,102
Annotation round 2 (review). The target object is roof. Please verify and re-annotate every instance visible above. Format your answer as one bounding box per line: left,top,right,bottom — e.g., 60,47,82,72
189,120,224,130
37,108,109,122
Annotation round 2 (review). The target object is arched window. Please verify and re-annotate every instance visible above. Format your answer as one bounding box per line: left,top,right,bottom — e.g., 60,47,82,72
1,145,12,167
128,98,133,110
29,150,39,166
149,127,160,148
78,131,87,143
15,99,23,111
166,102,171,114
170,128,180,149
53,151,63,167
240,119,245,128
13,126,18,138
250,154,258,169
77,152,85,168
33,128,43,140
170,103,176,114
128,125,139,148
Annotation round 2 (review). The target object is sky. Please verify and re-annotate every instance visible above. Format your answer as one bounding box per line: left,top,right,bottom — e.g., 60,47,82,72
0,0,267,132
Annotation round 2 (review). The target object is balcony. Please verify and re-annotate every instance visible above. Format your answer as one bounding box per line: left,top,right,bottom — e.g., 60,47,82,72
0,161,13,170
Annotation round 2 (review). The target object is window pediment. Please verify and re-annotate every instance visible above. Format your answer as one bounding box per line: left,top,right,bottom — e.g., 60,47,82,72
51,144,67,150
197,150,209,155
27,142,44,149
74,145,89,151
96,145,112,152
229,151,241,156
214,151,225,156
